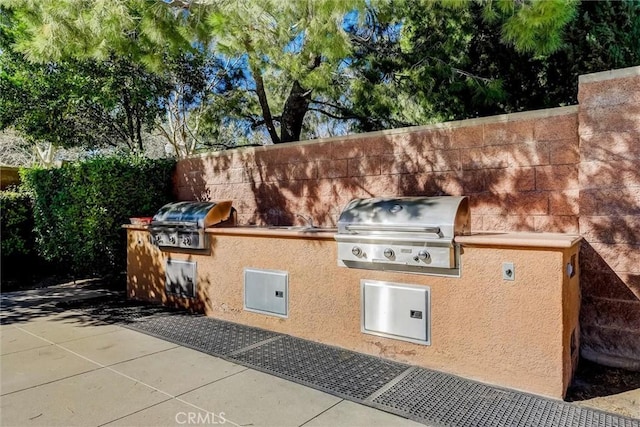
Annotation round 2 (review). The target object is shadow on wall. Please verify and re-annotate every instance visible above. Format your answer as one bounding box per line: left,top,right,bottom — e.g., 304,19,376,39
175,112,580,233
580,242,640,368
577,89,640,369
126,230,218,314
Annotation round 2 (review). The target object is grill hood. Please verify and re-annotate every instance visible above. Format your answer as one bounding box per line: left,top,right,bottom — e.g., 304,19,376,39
337,196,470,239
150,200,234,250
335,196,470,276
152,201,233,229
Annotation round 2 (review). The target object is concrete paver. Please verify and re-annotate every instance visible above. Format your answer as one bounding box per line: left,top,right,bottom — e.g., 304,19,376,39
0,327,51,355
577,388,640,420
3,310,83,325
17,315,120,344
1,344,99,395
0,368,169,426
179,369,342,427
303,400,425,427
110,346,247,396
103,398,227,427
60,328,179,366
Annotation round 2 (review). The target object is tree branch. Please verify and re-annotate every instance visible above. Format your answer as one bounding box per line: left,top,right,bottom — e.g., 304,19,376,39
244,40,280,144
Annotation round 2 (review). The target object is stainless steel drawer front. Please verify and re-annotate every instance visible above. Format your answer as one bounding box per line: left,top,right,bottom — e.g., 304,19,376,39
361,280,430,345
165,259,197,298
244,268,288,317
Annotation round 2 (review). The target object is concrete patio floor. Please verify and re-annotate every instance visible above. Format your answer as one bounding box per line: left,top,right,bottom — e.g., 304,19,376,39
0,285,427,427
1,283,638,426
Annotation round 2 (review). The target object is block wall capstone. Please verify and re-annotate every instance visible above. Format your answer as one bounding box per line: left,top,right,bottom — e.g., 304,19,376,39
174,65,640,370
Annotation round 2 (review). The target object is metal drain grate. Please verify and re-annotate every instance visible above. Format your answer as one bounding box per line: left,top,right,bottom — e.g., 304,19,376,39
371,369,640,427
231,335,408,400
130,314,279,356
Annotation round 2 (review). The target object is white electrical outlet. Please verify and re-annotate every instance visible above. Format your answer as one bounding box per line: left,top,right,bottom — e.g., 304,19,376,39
502,262,515,281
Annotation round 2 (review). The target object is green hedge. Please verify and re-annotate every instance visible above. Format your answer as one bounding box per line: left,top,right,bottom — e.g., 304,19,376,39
21,155,175,275
0,190,35,258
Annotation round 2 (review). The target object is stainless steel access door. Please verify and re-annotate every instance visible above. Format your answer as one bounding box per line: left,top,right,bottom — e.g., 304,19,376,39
361,279,430,345
165,259,197,298
244,268,288,317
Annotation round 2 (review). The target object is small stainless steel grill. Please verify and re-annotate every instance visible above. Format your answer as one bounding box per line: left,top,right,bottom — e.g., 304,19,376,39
150,201,234,250
335,196,470,276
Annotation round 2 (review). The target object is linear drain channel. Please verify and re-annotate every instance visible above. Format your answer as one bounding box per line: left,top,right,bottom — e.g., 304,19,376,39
133,315,279,355
232,335,408,400
66,298,639,427
371,369,640,427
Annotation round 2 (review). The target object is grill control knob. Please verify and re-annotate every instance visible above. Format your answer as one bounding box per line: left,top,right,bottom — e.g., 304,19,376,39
169,236,176,245
383,248,394,259
182,236,191,246
351,246,362,257
155,235,163,244
417,250,430,261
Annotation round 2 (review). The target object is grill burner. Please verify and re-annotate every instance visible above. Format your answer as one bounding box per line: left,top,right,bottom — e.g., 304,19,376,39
150,201,234,250
335,196,470,276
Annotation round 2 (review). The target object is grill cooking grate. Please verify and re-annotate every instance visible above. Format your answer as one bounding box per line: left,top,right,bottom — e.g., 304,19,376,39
63,297,640,427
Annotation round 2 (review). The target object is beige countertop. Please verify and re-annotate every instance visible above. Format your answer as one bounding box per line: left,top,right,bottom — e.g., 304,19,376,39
123,224,582,248
455,232,583,248
122,224,149,231
205,226,338,240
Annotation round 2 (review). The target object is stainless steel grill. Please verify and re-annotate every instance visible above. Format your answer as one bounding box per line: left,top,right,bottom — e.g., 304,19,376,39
150,201,234,250
335,196,470,276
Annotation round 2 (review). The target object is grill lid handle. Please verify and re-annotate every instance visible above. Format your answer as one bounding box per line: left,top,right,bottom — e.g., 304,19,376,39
345,224,442,237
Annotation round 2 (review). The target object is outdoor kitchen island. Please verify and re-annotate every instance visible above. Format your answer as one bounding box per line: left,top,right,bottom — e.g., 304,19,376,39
124,224,582,400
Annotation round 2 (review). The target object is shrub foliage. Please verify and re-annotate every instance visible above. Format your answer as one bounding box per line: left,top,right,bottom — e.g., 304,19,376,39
0,190,35,258
21,156,175,275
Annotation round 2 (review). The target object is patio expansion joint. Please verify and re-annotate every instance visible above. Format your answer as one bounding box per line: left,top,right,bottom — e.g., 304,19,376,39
1,343,54,357
95,397,174,427
0,366,105,397
103,345,182,368
172,367,250,398
6,326,127,350
297,399,345,427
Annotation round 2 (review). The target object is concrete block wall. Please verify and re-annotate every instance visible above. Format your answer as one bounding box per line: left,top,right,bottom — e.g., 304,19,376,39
577,67,640,369
176,106,579,233
174,66,640,369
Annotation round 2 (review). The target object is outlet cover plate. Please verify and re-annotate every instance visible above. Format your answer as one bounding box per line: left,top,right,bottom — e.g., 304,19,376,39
502,262,515,281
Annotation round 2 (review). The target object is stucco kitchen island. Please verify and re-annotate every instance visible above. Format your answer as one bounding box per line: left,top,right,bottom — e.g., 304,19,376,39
125,224,581,399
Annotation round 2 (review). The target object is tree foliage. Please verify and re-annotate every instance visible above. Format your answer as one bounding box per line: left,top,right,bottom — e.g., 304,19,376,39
202,0,365,144
1,7,172,154
341,0,639,130
2,0,638,151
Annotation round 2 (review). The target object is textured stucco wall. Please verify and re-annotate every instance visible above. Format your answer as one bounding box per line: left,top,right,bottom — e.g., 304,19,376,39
577,66,640,369
127,228,580,398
